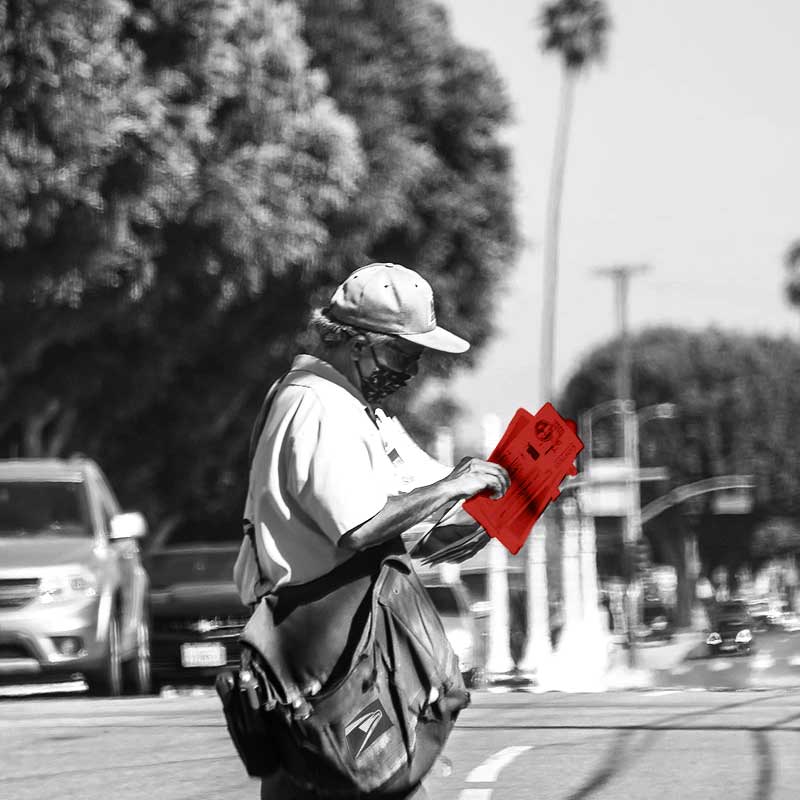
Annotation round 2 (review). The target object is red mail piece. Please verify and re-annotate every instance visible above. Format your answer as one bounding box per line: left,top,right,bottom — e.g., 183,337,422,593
463,404,583,554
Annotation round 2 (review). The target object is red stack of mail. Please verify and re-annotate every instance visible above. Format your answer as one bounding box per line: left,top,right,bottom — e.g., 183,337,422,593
463,403,584,555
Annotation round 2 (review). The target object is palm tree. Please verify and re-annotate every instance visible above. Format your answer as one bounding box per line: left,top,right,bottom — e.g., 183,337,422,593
519,0,610,679
538,0,610,403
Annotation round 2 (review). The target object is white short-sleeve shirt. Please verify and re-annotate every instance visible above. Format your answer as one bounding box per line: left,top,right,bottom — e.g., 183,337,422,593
234,354,401,605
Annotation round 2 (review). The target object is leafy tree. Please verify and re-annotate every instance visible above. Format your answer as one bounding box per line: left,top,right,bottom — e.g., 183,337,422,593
0,0,181,454
751,518,800,561
300,0,518,368
0,0,365,532
0,0,518,537
560,326,800,623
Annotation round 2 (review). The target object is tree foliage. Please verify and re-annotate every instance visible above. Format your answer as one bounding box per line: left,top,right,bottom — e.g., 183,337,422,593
784,238,800,308
560,326,800,523
0,0,518,533
539,0,610,71
300,0,518,441
560,326,800,620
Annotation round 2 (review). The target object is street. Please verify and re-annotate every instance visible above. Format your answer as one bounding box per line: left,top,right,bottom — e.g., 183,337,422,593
3,684,800,800
640,629,800,691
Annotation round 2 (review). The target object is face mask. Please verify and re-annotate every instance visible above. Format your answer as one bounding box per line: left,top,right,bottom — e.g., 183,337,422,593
354,340,418,403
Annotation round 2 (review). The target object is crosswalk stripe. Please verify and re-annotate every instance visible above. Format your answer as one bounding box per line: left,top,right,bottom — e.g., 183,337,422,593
458,790,493,800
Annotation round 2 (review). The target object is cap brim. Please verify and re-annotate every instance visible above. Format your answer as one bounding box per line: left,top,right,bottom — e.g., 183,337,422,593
398,326,470,353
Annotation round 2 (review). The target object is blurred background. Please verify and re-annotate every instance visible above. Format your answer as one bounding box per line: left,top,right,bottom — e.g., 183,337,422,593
2,0,800,692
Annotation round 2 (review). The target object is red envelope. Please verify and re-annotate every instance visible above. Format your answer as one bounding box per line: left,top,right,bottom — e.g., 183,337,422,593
463,404,583,554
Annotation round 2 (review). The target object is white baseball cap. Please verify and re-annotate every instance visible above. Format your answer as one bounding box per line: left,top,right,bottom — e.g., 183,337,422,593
328,263,470,353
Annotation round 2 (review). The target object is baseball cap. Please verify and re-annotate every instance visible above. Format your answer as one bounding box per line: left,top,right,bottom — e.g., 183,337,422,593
328,263,470,353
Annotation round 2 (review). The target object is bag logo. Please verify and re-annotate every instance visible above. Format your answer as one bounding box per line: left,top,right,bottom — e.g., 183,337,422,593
345,698,393,759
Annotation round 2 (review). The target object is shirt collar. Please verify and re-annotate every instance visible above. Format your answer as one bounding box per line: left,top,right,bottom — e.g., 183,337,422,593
289,354,372,411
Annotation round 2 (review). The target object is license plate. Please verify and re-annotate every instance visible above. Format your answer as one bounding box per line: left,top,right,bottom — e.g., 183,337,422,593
180,642,226,668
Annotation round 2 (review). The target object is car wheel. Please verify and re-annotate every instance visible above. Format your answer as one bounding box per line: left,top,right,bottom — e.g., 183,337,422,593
123,618,153,695
87,614,123,697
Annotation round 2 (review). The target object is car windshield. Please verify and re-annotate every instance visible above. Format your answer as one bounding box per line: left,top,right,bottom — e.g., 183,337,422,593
0,480,91,538
715,602,749,625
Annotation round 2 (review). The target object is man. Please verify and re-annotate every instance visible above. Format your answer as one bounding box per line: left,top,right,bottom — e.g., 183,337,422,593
234,262,509,799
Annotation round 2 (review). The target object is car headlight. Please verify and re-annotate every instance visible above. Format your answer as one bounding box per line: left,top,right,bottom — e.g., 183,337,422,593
706,632,722,645
735,629,752,644
39,571,98,603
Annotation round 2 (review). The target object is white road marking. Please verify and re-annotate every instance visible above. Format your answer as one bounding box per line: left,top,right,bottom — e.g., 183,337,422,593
465,745,532,783
644,690,679,697
708,660,732,672
788,656,800,667
459,791,493,800
670,664,692,676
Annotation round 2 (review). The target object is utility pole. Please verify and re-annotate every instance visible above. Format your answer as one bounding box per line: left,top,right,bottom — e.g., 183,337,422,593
594,264,650,402
594,264,650,666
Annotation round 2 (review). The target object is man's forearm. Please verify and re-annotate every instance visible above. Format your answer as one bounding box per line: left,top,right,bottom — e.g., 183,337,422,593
339,482,456,551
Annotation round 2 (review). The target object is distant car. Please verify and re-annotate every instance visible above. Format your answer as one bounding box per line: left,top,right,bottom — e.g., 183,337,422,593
706,600,755,656
0,458,151,695
145,517,249,687
747,598,771,633
422,580,479,687
634,600,674,643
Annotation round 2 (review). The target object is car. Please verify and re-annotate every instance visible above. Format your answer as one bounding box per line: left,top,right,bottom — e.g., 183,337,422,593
145,517,250,687
706,600,755,656
422,579,480,687
0,457,151,695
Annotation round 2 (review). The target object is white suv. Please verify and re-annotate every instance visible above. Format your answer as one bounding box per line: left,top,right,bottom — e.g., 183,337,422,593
0,458,151,695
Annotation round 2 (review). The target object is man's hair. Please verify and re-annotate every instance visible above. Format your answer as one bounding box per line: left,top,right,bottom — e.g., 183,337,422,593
309,307,394,348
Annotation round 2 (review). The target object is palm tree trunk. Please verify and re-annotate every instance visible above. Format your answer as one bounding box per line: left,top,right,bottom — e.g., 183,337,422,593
539,66,577,402
520,65,577,677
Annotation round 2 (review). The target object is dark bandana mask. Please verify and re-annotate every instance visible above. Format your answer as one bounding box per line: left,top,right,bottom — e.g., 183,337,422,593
356,362,414,402
355,340,416,402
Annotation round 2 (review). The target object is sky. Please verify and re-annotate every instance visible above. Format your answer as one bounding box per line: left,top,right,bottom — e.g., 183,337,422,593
437,0,800,449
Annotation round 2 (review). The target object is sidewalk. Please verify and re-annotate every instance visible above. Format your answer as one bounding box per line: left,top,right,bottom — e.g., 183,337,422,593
483,629,706,693
605,630,703,689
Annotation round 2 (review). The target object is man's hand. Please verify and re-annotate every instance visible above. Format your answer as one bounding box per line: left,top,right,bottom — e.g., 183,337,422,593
443,457,510,501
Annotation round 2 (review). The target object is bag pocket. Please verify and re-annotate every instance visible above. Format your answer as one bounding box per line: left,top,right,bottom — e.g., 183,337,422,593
284,642,410,796
215,669,282,778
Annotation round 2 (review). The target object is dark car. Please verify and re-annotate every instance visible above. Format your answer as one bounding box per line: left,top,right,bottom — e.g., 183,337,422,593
145,518,249,687
706,600,755,656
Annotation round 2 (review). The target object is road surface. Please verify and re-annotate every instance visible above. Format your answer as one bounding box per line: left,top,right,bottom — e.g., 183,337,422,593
3,686,800,800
